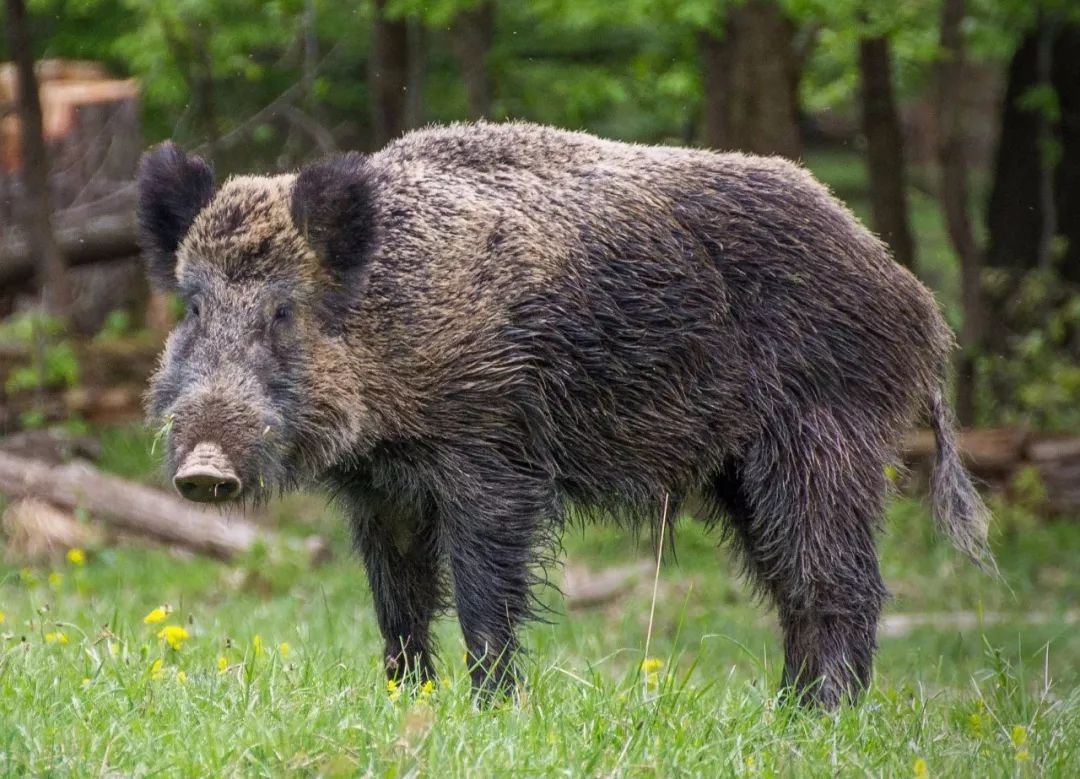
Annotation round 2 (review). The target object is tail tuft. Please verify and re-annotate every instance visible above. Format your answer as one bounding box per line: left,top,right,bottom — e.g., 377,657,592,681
928,389,996,572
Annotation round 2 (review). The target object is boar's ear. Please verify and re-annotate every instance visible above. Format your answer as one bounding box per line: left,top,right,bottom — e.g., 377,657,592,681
137,142,215,290
290,152,378,315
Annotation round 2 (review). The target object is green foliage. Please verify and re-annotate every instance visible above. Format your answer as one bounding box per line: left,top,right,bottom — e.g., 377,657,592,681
16,0,1057,158
0,312,80,396
979,271,1080,431
93,309,135,343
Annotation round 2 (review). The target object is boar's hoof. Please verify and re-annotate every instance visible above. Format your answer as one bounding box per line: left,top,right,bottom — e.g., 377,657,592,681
174,442,242,503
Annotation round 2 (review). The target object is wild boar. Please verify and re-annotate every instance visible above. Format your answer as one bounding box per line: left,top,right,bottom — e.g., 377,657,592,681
138,121,990,707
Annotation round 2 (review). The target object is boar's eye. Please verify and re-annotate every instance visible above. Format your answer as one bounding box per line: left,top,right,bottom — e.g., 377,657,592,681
273,303,293,326
187,300,201,319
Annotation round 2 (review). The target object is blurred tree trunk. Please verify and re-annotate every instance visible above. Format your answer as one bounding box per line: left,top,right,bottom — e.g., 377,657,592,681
450,1,495,120
161,20,219,166
1056,26,1080,283
406,17,426,128
3,0,72,315
858,35,916,270
369,0,410,147
698,29,730,150
936,0,983,425
698,0,801,158
193,25,219,167
986,32,1042,276
987,22,1080,283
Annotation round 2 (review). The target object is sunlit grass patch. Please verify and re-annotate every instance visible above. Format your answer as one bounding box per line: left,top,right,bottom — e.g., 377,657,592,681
2,494,1079,774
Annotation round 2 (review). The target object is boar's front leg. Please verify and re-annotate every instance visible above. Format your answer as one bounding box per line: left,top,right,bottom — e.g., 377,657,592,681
338,478,445,683
436,449,559,700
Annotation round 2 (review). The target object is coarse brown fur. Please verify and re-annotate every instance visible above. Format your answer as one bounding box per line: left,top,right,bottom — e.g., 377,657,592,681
139,121,991,708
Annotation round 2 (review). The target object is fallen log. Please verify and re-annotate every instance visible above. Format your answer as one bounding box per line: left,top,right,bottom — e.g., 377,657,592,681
2,496,104,561
0,211,138,289
0,450,259,559
563,560,654,609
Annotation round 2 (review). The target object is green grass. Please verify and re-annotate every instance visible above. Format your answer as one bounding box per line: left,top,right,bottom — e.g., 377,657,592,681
2,428,1080,775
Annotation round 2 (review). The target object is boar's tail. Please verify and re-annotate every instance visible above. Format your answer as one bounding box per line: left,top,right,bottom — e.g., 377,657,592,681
927,388,996,572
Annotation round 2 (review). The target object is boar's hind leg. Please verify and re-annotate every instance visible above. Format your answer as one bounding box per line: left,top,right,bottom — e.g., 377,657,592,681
343,486,445,683
718,411,889,708
438,454,559,700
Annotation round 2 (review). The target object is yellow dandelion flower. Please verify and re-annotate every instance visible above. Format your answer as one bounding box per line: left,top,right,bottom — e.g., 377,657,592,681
217,656,229,674
48,571,63,588
176,670,187,683
1015,750,1030,762
1011,725,1028,748
66,548,86,566
387,678,402,702
913,757,929,779
44,631,69,645
0,611,6,624
143,606,170,624
20,568,38,588
968,712,983,736
150,659,164,679
157,624,189,650
81,677,91,688
641,657,664,673
252,634,264,657
420,679,435,698
278,642,290,657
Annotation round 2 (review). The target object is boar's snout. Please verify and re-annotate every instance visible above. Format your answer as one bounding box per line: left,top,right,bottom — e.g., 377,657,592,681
173,442,243,503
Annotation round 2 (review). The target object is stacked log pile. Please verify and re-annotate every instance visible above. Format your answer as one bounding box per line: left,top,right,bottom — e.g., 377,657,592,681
0,60,142,323
904,427,1080,514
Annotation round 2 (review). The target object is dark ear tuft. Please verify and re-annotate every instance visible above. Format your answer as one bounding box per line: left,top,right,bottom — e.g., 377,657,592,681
290,152,379,283
137,142,215,290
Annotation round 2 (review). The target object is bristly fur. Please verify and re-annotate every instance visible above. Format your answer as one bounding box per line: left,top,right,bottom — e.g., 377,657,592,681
139,121,989,708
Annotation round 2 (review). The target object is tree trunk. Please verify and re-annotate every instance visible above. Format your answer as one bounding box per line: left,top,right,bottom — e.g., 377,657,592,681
369,0,410,148
936,0,984,425
1052,25,1080,283
193,24,219,166
406,17,426,128
986,32,1042,275
698,0,801,158
986,22,1080,283
1034,18,1057,271
858,35,917,270
450,1,495,120
3,0,72,315
698,29,730,150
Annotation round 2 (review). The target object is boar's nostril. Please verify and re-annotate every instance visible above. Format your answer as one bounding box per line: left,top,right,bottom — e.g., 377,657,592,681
173,443,243,503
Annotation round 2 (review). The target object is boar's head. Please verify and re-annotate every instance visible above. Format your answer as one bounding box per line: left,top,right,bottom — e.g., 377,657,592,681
138,143,379,503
